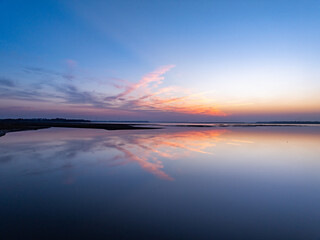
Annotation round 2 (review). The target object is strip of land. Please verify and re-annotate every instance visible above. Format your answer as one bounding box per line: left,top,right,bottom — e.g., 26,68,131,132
1,119,319,138
0,119,157,137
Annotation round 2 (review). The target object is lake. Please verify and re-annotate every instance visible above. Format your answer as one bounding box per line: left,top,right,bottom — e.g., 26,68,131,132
1,126,320,239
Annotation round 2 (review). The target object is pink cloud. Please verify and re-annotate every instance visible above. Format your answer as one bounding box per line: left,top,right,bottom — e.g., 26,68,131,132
1,64,227,119
115,65,175,99
107,65,227,117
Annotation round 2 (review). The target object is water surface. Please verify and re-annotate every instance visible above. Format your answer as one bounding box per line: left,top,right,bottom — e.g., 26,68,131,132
1,127,320,239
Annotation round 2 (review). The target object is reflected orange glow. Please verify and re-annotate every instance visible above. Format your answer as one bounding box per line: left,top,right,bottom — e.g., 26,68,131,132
103,129,254,180
0,127,255,181
3,127,320,182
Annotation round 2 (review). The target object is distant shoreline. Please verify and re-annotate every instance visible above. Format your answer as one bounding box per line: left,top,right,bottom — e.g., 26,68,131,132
1,118,320,138
0,119,159,137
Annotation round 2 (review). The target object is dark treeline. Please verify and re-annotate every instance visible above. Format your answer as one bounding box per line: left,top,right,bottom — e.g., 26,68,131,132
0,118,91,123
0,118,156,137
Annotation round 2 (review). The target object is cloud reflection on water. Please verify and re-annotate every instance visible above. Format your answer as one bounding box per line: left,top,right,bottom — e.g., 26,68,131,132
0,127,253,181
102,129,230,180
1,127,320,183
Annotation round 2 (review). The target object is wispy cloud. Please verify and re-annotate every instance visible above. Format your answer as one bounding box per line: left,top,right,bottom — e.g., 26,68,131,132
105,65,226,116
114,65,175,99
0,64,227,118
24,59,78,81
54,84,107,107
0,77,15,87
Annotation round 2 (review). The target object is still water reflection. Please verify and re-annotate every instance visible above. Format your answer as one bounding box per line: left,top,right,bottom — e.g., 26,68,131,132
0,127,320,239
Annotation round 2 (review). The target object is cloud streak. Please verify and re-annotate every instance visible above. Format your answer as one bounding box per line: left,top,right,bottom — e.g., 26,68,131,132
0,77,15,87
115,65,175,99
0,64,227,118
105,65,226,116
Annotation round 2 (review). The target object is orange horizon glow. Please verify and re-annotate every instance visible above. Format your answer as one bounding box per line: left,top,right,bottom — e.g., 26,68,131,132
2,64,320,120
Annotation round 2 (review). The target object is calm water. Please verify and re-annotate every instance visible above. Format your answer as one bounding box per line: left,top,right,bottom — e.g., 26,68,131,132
1,126,320,239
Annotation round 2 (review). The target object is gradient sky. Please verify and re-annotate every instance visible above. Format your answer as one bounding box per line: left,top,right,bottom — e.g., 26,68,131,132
1,0,320,121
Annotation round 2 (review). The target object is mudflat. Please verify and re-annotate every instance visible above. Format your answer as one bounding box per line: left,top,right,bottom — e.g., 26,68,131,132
0,119,157,137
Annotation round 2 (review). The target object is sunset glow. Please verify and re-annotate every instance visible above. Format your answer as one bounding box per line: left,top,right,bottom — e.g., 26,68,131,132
1,0,320,121
2,2,320,238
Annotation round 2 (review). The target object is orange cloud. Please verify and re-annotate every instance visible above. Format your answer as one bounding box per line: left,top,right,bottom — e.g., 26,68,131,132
108,65,227,116
1,64,227,119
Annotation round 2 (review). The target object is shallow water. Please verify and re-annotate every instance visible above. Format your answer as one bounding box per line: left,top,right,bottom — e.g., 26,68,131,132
1,127,320,239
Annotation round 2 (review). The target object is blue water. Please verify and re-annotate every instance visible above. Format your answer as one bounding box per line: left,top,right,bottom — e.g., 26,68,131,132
0,127,320,239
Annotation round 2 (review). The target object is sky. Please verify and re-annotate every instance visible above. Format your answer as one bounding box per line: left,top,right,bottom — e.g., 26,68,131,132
1,0,320,121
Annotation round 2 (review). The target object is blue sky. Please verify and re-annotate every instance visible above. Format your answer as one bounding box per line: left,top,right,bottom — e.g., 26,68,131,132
1,0,320,121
